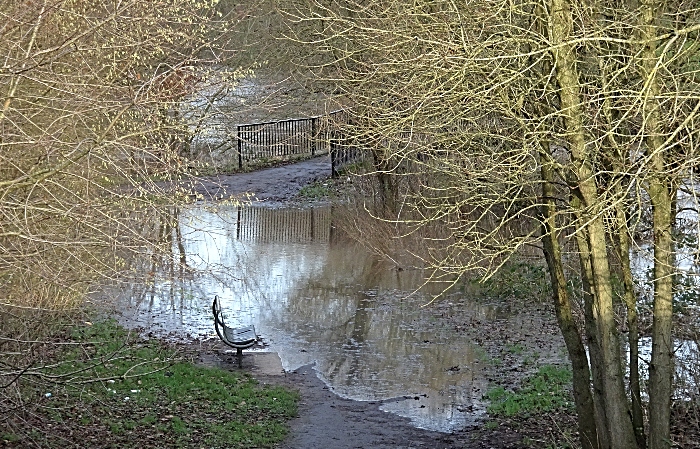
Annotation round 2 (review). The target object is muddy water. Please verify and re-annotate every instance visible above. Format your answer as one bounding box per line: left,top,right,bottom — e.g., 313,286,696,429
112,205,501,432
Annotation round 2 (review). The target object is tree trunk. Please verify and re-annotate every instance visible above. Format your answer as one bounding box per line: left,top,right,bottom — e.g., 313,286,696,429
549,0,639,446
372,150,396,213
647,180,674,449
571,216,611,449
638,1,674,447
615,203,647,448
540,154,599,449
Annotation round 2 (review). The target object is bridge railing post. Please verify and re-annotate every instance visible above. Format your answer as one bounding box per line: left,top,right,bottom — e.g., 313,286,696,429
331,129,341,178
237,125,243,169
311,117,317,156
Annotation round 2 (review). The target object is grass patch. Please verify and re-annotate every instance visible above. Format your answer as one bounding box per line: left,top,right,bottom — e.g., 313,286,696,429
483,420,499,430
485,365,574,417
1,434,20,443
298,181,331,199
506,343,525,355
2,320,298,448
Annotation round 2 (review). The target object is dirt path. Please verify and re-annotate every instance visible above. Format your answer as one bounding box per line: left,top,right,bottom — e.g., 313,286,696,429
265,365,470,449
191,155,333,204
191,346,488,449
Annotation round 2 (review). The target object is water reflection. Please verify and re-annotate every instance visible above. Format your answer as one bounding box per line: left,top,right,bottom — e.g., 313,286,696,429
110,204,494,431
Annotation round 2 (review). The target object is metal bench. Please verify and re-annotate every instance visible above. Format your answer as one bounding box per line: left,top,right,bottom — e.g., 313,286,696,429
212,296,258,368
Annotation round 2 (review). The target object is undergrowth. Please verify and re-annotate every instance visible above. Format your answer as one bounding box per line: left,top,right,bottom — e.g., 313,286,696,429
467,260,552,302
298,181,332,199
485,365,574,417
480,365,578,448
1,320,298,448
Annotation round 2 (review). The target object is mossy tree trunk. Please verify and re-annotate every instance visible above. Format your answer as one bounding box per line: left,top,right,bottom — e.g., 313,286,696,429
540,152,599,449
638,1,675,447
548,0,639,446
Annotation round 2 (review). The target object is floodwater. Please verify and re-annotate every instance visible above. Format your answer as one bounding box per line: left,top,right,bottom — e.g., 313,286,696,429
110,204,499,432
105,202,700,432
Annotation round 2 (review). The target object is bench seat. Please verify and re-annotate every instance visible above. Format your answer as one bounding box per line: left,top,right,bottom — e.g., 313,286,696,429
212,296,258,367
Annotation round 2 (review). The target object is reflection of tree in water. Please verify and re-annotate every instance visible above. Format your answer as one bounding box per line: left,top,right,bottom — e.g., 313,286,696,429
240,211,491,429
105,204,494,430
269,228,483,395
108,206,196,313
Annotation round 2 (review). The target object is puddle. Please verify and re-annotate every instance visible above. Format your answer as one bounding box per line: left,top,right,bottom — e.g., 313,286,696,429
105,204,496,432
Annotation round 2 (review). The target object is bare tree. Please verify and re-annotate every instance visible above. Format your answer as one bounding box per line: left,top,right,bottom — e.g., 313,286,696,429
0,0,264,426
282,0,700,447
0,0,251,309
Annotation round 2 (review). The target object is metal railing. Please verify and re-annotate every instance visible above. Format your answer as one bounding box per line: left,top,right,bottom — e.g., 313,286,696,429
229,110,362,175
236,110,336,165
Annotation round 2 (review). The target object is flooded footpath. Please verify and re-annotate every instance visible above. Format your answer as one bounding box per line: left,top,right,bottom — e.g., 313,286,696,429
104,204,568,433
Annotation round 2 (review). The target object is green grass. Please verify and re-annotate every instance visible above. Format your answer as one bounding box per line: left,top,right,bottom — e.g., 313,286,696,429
483,420,499,430
522,351,541,366
506,343,525,355
1,434,20,443
485,365,574,417
6,320,298,448
298,181,332,199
